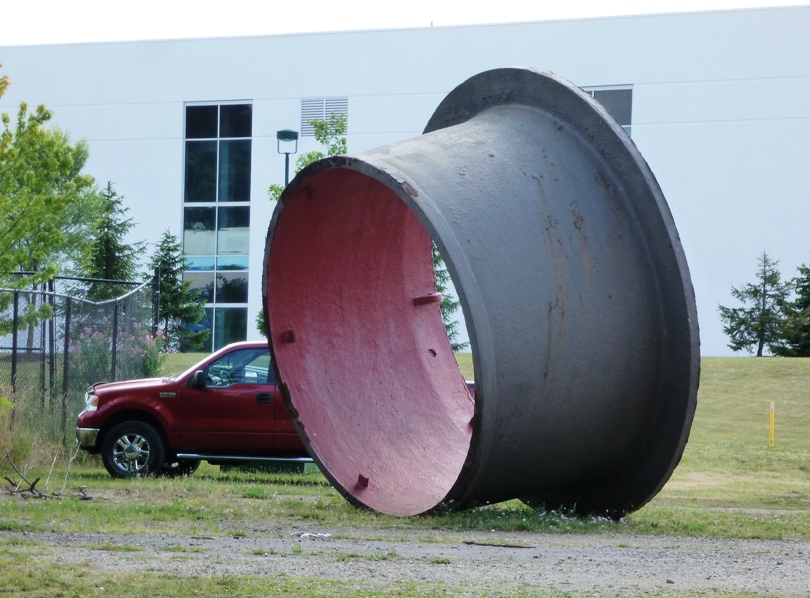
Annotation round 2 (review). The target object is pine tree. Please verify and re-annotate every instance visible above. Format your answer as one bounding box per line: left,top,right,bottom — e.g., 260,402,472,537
149,230,209,352
84,182,146,300
718,252,790,356
433,244,468,352
772,263,810,357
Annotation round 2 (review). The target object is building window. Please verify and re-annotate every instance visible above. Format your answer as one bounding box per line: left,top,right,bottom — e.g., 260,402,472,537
300,97,349,136
183,103,252,351
583,87,632,136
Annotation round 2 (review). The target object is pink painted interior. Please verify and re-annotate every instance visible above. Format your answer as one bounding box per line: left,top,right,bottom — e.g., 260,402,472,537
267,168,474,516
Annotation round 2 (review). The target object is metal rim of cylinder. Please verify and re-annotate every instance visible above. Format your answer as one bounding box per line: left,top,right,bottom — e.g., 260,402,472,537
263,67,700,518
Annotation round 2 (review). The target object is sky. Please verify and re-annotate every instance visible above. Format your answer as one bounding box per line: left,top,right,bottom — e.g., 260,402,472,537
2,0,809,46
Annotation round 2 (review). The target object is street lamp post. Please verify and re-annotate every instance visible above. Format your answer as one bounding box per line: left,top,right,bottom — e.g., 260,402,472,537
276,129,299,185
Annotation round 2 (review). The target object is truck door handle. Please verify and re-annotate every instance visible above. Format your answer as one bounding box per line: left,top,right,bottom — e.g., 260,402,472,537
256,393,273,404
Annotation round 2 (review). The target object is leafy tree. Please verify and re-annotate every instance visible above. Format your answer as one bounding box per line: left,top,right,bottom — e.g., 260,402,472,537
148,230,209,352
0,65,99,332
267,110,347,203
718,252,790,356
297,113,348,166
83,181,146,300
0,67,8,98
772,262,810,357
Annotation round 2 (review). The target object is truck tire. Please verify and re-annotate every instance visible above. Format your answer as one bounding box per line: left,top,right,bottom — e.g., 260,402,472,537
101,421,166,478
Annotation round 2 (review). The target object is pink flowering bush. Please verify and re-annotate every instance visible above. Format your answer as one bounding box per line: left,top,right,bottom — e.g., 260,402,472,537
69,320,166,386
125,322,166,378
70,323,112,387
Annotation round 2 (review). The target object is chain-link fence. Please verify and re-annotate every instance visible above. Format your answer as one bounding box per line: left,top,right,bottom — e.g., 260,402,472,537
0,275,158,444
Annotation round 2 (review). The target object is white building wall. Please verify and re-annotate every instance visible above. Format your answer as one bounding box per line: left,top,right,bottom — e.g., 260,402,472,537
2,6,809,355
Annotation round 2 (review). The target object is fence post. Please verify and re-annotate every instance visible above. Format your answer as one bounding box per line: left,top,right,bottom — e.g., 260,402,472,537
111,302,119,381
152,266,160,337
48,279,55,409
61,297,72,444
11,290,19,395
39,284,46,408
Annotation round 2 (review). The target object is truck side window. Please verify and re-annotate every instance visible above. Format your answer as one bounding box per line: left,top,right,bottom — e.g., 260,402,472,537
244,352,275,384
206,347,275,387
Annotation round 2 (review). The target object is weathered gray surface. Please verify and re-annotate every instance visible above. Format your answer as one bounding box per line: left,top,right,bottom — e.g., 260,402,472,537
265,68,700,517
5,527,808,596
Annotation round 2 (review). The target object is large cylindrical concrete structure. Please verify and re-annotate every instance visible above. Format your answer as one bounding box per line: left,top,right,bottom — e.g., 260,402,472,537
263,68,700,517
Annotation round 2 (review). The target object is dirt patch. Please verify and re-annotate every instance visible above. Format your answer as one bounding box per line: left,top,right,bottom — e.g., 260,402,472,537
4,525,810,596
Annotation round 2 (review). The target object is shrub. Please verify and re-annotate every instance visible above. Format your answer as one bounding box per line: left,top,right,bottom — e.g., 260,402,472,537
125,323,166,378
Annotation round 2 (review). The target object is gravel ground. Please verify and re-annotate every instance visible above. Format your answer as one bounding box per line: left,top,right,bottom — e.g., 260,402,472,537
4,526,810,596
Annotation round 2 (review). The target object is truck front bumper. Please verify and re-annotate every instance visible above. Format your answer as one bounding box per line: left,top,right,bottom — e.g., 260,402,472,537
76,427,100,449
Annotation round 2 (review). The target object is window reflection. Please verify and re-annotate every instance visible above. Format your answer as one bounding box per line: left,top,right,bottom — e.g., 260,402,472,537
184,141,217,202
183,207,216,255
214,308,248,350
217,256,249,271
183,272,215,304
216,272,249,303
217,206,250,254
218,139,251,202
219,104,252,138
186,257,215,271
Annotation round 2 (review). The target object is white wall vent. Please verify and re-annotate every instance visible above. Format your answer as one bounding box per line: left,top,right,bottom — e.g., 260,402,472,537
300,97,348,136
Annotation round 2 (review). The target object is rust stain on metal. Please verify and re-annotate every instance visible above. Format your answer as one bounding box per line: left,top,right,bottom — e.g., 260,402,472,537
572,208,585,230
401,181,419,198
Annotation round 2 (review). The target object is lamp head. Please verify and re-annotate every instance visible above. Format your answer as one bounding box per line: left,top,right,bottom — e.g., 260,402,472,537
277,129,299,154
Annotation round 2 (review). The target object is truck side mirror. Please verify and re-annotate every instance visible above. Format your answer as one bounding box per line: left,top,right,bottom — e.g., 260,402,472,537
191,370,206,390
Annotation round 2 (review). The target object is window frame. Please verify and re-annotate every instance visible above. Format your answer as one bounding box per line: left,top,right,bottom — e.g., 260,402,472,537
581,85,633,137
182,101,253,352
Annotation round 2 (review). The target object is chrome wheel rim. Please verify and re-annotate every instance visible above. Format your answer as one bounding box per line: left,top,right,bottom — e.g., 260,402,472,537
112,433,151,473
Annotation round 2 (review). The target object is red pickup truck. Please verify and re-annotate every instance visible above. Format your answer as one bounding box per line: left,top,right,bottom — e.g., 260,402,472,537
75,341,310,478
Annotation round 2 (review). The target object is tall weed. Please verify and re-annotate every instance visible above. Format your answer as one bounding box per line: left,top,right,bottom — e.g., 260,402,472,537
0,382,69,472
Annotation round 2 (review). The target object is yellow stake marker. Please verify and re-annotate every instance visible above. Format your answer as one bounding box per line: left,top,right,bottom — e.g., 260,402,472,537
769,402,775,447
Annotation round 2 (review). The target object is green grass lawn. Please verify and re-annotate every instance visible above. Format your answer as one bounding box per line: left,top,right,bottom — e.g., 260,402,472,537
691,357,810,449
3,355,810,541
454,352,474,381
160,351,210,377
629,357,810,538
